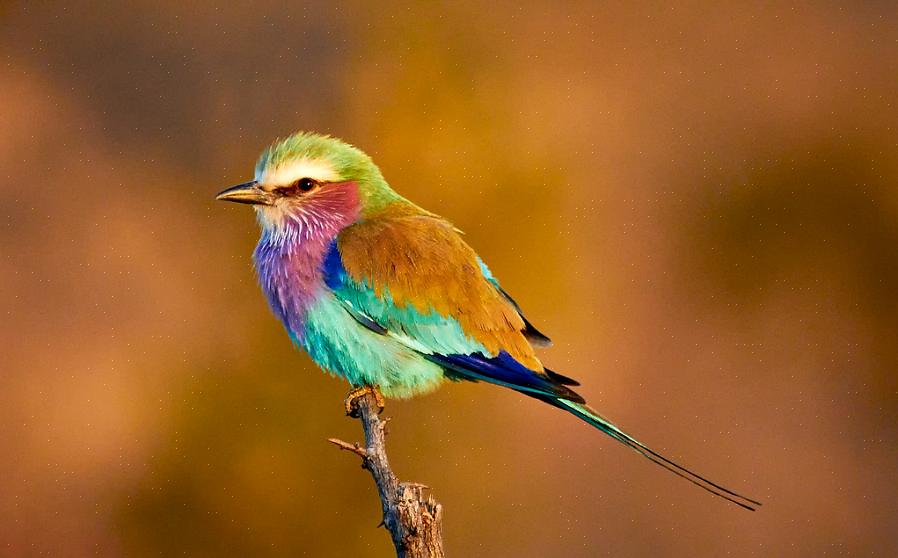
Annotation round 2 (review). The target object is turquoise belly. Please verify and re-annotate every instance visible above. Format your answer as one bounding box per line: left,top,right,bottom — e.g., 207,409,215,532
299,294,447,398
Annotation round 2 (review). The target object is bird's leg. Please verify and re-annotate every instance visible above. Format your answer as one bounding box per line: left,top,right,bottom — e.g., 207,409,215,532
344,385,386,417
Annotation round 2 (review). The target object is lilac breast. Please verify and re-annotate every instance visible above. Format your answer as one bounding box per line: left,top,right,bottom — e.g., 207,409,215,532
252,181,360,340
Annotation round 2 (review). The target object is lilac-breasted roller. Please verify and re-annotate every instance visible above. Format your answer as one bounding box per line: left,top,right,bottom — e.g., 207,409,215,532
216,131,760,510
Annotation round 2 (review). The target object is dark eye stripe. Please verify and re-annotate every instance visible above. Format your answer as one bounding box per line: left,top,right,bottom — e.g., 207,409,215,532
273,178,321,196
273,184,300,196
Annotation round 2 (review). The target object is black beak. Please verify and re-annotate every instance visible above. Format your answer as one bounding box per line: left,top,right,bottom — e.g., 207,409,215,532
215,181,271,205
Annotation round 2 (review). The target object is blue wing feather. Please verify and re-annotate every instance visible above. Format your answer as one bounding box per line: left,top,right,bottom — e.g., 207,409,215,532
426,351,585,402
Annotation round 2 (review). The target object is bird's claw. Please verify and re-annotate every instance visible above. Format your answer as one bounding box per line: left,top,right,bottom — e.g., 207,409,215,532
344,385,385,417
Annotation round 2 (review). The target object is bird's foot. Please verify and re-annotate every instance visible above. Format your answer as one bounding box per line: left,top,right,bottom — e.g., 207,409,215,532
344,385,385,417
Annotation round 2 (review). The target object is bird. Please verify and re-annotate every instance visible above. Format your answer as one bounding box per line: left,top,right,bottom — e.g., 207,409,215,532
216,131,760,511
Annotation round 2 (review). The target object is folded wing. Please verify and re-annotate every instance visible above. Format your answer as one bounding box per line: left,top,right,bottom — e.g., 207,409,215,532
327,208,577,400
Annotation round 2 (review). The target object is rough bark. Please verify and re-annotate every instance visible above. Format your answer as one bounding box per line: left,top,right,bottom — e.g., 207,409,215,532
328,393,444,558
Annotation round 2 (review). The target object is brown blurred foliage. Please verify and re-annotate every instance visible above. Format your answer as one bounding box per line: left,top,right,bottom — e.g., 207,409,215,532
2,2,897,556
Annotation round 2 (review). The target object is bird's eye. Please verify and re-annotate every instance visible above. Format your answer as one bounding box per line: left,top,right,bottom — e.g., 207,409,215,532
296,178,318,192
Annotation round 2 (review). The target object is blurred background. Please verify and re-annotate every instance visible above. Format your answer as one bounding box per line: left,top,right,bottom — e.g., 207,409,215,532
2,1,897,556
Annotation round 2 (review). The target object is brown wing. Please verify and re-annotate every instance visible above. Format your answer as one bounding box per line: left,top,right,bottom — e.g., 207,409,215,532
336,203,543,371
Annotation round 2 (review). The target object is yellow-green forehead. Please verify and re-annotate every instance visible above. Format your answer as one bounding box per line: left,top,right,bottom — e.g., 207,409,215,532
254,132,369,181
257,132,333,168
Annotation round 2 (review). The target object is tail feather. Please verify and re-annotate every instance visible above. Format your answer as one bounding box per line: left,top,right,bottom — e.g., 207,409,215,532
431,350,760,510
547,397,762,511
545,368,581,386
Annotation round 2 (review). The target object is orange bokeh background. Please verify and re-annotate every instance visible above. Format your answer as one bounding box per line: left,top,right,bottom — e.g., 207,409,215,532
2,3,897,556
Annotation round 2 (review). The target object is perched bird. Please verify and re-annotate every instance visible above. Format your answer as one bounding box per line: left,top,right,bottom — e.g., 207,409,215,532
217,131,760,511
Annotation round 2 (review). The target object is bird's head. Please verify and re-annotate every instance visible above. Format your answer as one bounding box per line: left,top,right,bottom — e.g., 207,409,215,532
216,132,399,241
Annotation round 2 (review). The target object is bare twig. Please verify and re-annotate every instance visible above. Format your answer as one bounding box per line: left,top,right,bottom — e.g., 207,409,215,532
327,438,368,458
328,392,444,558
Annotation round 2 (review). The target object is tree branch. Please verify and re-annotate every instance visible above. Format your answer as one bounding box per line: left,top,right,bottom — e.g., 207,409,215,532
328,392,444,558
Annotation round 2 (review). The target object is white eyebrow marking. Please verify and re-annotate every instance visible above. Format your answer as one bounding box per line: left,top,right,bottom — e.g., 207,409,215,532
258,158,339,188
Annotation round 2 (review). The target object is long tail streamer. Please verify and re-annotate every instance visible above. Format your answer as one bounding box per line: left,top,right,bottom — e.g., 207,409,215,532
552,398,762,511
